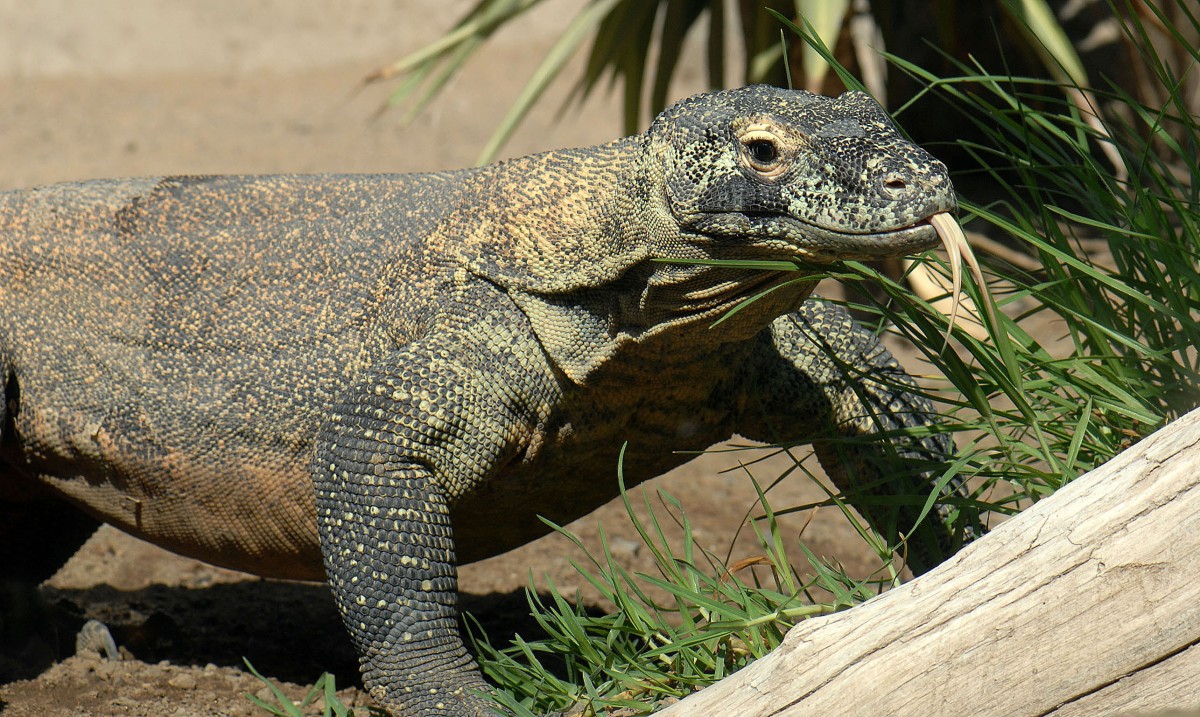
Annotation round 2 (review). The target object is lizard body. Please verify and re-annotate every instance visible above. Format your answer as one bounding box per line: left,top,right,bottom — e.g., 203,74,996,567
1,86,970,715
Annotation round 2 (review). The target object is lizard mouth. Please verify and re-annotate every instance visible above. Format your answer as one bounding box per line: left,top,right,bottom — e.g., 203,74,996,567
687,210,946,262
784,210,990,340
694,209,975,267
781,220,941,263
688,209,990,341
794,210,991,343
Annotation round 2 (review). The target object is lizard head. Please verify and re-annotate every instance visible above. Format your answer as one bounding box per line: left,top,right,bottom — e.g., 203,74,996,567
649,85,957,263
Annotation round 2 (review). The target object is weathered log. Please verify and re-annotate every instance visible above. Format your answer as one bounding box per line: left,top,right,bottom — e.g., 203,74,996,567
657,407,1200,716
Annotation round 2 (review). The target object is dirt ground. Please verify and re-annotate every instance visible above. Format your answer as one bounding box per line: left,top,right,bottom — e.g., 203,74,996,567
0,2,911,715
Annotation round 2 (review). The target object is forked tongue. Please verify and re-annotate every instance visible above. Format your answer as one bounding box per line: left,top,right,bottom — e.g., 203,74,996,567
927,212,992,346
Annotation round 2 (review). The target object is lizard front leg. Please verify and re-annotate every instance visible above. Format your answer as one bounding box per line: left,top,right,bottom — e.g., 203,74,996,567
312,303,557,716
315,452,484,714
739,300,979,575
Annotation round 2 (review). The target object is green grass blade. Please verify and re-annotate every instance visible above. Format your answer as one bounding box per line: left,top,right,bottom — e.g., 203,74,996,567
476,0,622,163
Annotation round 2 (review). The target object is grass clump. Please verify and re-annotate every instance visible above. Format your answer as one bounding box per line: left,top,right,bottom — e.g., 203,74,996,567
244,658,370,717
879,1,1200,501
473,452,888,716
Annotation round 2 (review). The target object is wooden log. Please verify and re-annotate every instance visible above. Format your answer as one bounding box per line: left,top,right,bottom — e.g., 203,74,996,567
657,407,1200,716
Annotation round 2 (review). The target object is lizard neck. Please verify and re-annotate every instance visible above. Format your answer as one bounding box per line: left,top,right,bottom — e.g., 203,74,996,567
445,137,816,384
617,262,816,342
452,136,655,294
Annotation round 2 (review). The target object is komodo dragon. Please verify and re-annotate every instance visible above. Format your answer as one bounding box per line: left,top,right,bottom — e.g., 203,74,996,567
1,85,976,715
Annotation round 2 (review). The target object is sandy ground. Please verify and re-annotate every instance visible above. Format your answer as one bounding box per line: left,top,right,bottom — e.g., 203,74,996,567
0,2,900,715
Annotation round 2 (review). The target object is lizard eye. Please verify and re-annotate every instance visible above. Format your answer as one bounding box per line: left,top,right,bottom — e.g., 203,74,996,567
739,130,787,177
746,140,778,165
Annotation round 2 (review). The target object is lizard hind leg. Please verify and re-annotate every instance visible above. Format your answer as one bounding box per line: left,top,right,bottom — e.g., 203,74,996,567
0,351,105,679
0,369,105,679
0,362,103,585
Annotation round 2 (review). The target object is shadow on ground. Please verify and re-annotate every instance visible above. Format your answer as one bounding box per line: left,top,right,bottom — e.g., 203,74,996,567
5,580,574,691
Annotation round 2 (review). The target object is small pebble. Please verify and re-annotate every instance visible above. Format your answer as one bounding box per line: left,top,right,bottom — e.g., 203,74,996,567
609,536,642,560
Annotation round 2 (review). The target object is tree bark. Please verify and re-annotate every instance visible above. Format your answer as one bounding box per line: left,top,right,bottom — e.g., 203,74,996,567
657,407,1200,716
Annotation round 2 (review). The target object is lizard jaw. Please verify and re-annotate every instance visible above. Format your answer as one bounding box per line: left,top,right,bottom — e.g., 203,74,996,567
782,221,941,263
793,210,993,344
685,209,992,342
685,211,943,262
784,210,992,342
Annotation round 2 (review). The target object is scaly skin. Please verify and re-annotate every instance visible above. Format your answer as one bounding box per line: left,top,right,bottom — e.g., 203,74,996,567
0,86,973,715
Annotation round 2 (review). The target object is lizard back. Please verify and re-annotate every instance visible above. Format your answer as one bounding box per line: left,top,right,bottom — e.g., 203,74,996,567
0,172,468,578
